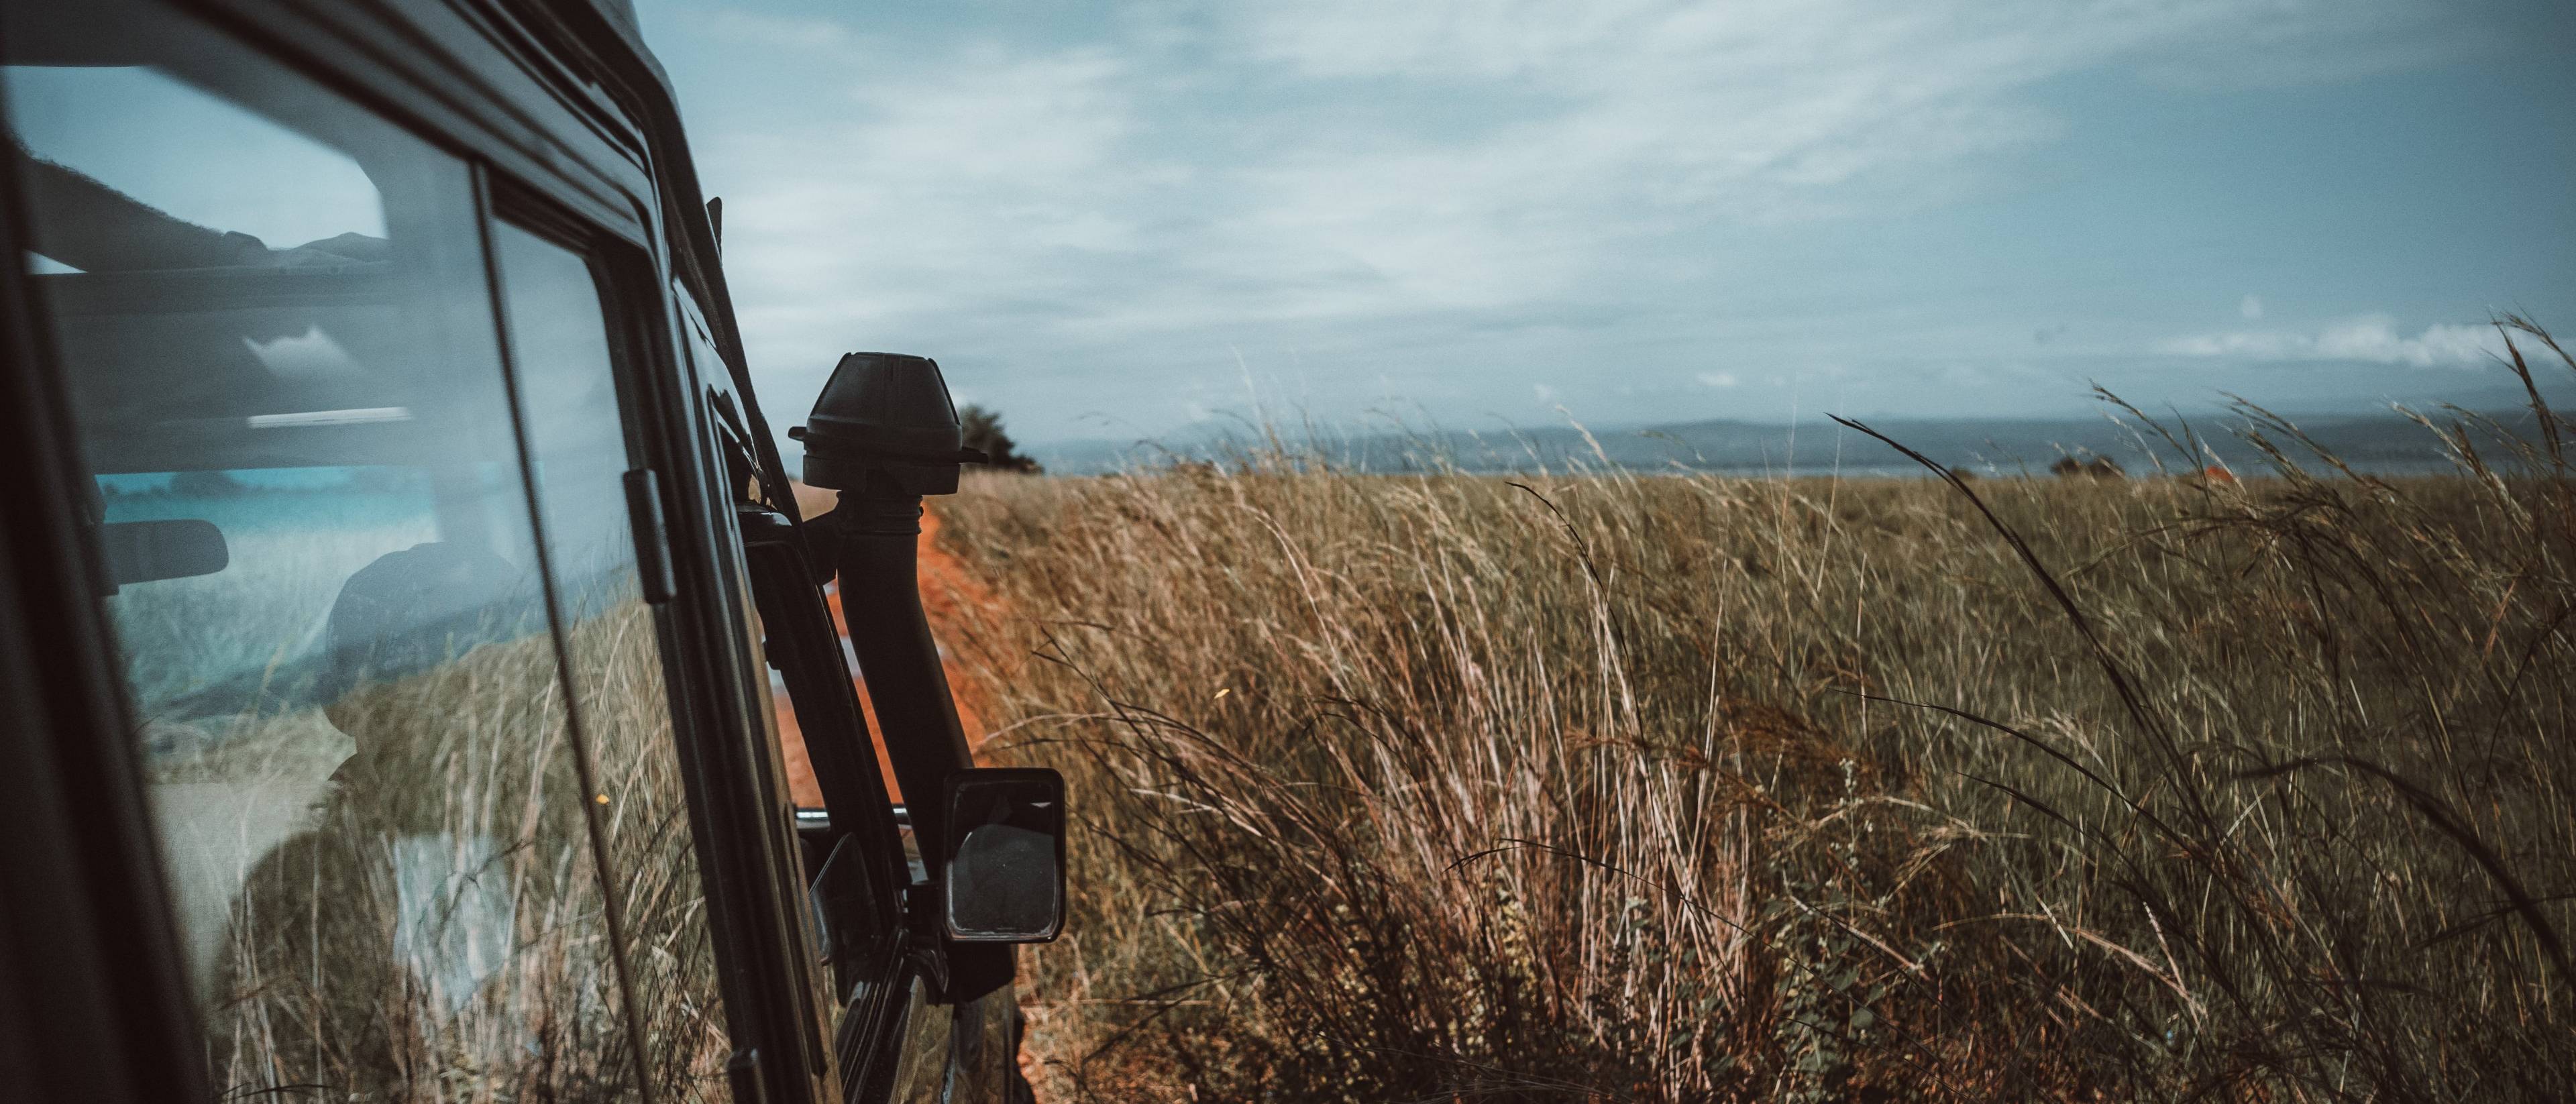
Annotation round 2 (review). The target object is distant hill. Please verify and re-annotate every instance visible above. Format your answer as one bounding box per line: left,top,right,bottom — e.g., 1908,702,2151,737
1031,407,2553,478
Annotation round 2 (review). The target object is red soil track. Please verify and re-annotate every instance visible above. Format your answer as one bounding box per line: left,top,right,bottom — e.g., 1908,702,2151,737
771,502,1006,806
766,494,1043,1089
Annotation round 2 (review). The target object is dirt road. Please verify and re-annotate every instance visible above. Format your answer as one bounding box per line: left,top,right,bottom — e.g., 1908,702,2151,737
773,499,1004,806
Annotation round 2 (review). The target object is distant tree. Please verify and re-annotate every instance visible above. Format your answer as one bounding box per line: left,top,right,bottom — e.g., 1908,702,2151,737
958,404,1042,474
2049,454,2125,480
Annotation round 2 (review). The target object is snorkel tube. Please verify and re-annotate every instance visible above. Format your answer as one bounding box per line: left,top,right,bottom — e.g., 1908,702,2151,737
791,351,981,861
790,352,1016,1000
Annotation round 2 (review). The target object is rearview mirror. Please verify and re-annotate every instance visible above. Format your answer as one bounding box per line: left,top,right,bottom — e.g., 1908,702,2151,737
942,767,1065,943
100,518,227,586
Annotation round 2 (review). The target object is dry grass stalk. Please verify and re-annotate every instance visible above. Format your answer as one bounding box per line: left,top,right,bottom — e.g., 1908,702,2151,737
188,599,729,1102
943,317,2576,1101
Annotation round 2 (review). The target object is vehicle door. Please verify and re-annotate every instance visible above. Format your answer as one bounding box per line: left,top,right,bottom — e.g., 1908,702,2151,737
0,0,869,1098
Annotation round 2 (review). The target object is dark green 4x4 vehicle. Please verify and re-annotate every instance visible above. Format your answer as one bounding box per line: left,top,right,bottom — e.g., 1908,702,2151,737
0,1,1060,1101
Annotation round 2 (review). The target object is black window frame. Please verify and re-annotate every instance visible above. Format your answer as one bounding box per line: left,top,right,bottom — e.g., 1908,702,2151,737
483,182,767,1102
736,501,921,1102
488,179,864,1103
667,256,854,1102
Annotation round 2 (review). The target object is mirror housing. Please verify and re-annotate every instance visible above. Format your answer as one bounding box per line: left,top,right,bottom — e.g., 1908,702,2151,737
941,767,1065,943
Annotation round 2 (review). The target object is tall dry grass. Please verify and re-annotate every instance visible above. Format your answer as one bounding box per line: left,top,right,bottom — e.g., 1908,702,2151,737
938,318,2576,1101
187,598,728,1101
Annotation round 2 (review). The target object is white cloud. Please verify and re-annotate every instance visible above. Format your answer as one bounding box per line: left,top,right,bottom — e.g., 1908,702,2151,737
2159,315,2512,368
241,327,360,379
700,10,865,52
645,0,2516,440
1218,0,2467,238
694,0,2478,358
694,38,1164,400
2241,294,2264,320
1532,383,1559,402
2132,3,2499,91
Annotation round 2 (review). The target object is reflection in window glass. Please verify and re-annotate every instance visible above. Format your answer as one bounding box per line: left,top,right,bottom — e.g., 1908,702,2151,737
5,64,386,262
3,0,640,1096
494,223,729,1099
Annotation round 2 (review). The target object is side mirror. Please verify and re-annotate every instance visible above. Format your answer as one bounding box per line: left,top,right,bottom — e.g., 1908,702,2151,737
941,767,1065,943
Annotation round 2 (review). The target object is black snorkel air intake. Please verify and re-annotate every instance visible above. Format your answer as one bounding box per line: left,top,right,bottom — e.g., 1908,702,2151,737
792,352,1024,1001
790,352,983,855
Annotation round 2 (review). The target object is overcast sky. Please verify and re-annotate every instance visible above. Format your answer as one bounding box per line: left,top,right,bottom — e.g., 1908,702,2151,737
635,0,2575,447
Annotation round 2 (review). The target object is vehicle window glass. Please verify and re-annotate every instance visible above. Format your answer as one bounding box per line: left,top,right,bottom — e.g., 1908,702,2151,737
491,221,729,1097
3,1,639,1095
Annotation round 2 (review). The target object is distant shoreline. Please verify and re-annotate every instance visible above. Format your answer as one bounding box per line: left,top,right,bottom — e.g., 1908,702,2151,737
1016,407,2542,478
